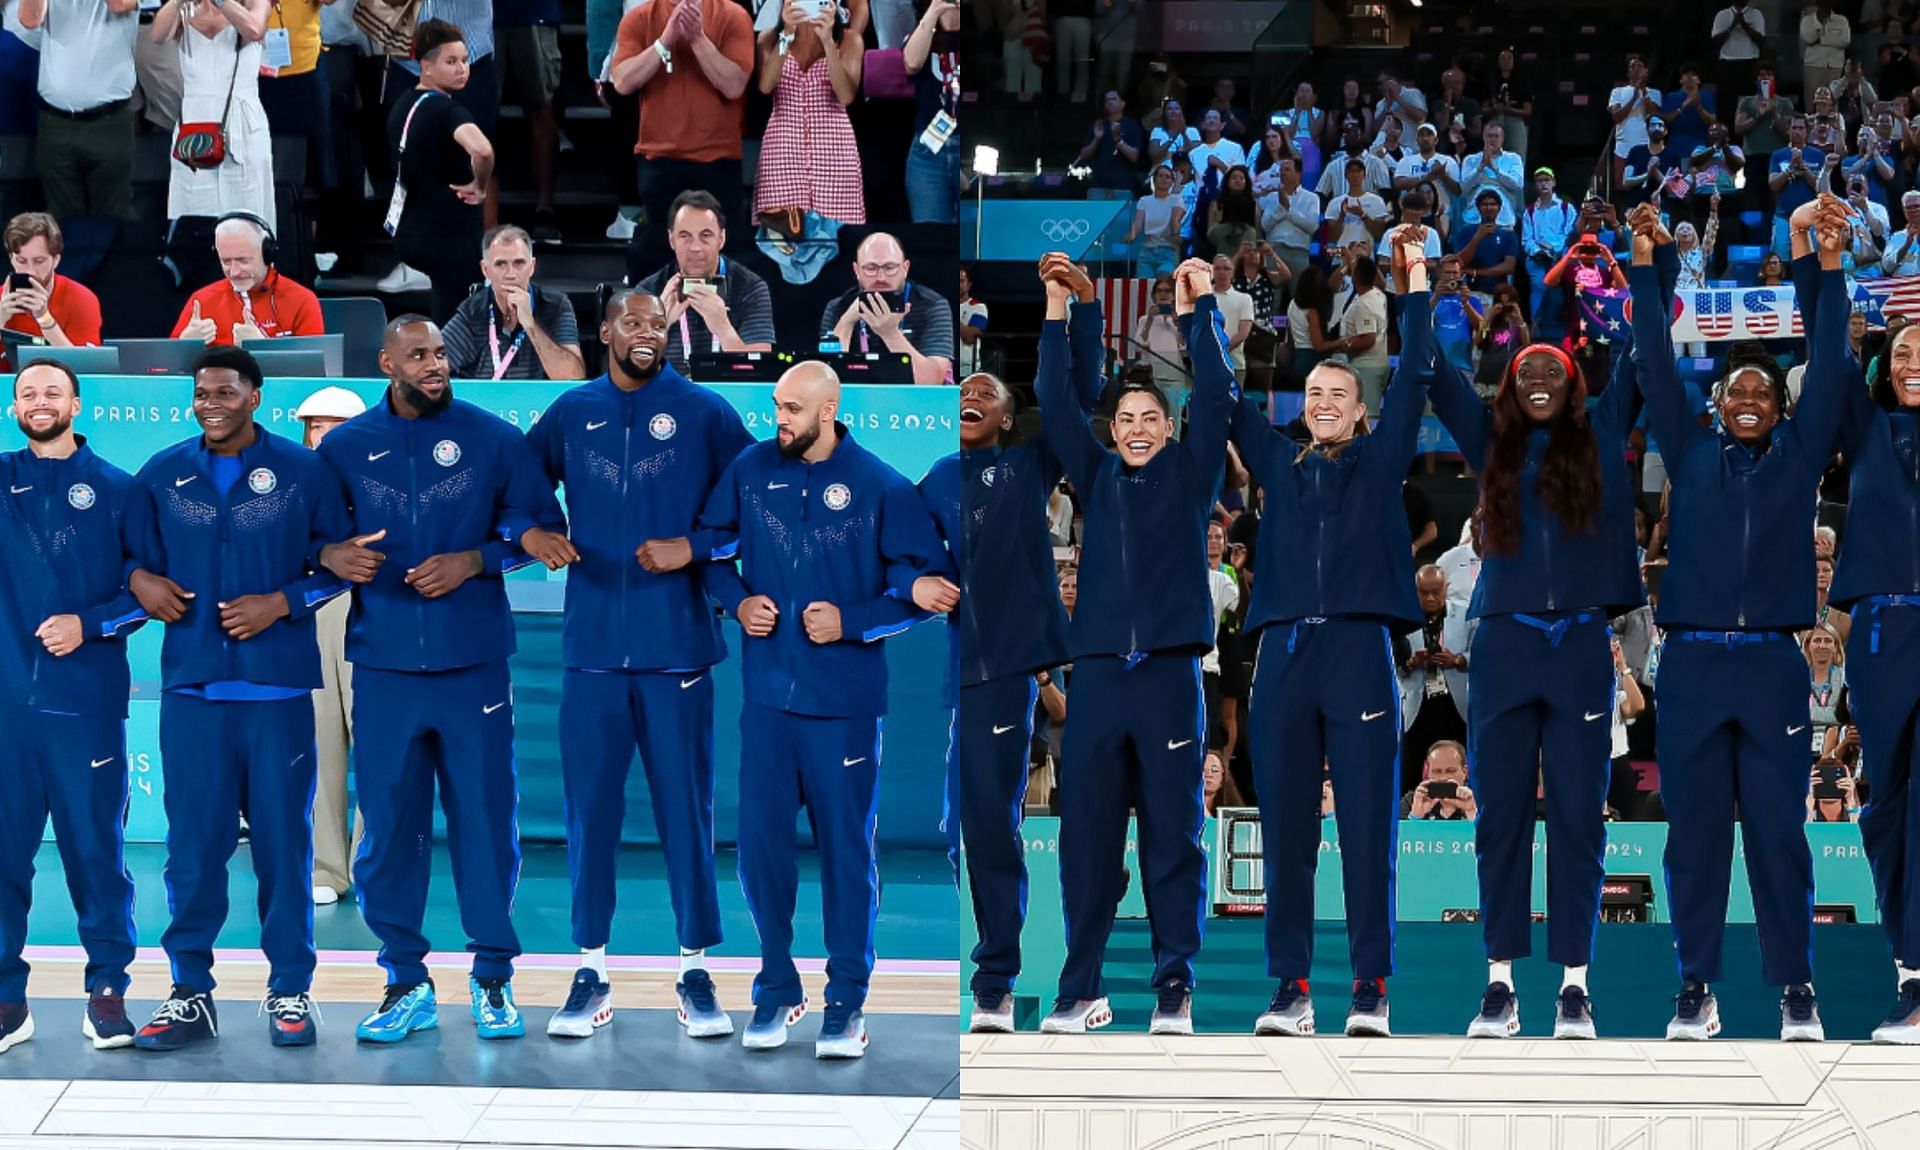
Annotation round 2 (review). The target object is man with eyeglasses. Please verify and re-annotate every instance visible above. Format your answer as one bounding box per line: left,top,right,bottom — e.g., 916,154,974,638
820,233,954,384
1881,192,1920,276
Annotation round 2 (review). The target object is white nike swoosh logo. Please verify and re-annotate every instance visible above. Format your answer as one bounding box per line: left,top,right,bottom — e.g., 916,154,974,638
681,676,703,688
174,476,196,487
767,482,789,490
368,450,391,462
843,756,866,766
587,420,607,431
483,702,506,715
1788,725,1807,736
8,485,28,494
1585,711,1606,722
91,757,114,768
1167,739,1192,750
993,724,1016,735
1361,710,1386,722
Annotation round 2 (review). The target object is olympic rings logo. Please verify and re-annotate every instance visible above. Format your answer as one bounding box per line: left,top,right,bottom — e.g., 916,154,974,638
1040,218,1092,242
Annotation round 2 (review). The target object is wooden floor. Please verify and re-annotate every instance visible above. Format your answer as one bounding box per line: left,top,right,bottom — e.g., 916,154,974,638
24,958,955,1015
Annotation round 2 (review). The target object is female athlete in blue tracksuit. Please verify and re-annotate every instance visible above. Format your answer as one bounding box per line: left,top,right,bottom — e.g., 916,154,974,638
1812,212,1920,1043
1231,239,1436,1039
920,296,1103,1034
1629,197,1852,1042
1036,255,1233,1036
1428,241,1646,1041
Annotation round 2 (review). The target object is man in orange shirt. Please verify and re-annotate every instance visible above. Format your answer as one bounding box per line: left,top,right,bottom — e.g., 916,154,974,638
609,0,754,283
1,213,104,373
171,215,325,347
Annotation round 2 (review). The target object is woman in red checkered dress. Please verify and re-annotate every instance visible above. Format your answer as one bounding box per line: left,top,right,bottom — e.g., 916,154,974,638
753,0,868,228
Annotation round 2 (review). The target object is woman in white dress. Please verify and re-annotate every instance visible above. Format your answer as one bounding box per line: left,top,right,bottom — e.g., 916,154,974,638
153,0,274,226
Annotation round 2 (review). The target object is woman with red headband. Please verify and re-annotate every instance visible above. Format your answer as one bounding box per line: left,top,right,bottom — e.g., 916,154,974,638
1427,240,1647,1041
1629,194,1855,1043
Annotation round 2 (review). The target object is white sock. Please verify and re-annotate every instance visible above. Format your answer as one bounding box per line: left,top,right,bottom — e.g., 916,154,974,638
1898,962,1920,987
1562,965,1589,993
1488,960,1513,990
679,948,706,976
581,947,607,981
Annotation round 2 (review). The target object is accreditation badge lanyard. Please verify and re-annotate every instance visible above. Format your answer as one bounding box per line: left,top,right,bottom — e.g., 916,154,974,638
488,294,527,380
383,92,438,236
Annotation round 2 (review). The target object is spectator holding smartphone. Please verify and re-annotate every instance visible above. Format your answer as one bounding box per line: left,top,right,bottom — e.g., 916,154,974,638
754,0,868,231
0,213,102,372
1403,741,1477,821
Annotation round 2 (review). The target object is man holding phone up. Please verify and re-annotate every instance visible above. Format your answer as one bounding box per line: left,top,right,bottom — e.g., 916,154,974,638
1,213,102,373
635,190,778,375
820,232,954,384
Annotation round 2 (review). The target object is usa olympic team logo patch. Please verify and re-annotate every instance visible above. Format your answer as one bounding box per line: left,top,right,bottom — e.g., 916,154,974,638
67,483,95,510
981,466,997,487
247,468,277,495
433,439,461,467
649,413,677,440
823,483,852,511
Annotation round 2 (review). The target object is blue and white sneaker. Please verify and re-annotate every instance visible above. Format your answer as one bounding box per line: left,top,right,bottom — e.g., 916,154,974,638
356,980,439,1044
134,987,218,1051
1149,982,1195,1036
470,977,525,1039
1468,982,1520,1039
1553,987,1597,1040
1666,981,1720,1041
1346,978,1390,1037
815,1002,867,1059
676,969,733,1038
83,986,135,1049
1780,983,1824,1042
547,969,612,1038
1254,979,1315,1036
1872,979,1920,1044
0,1003,33,1055
742,998,808,1051
970,990,1015,1034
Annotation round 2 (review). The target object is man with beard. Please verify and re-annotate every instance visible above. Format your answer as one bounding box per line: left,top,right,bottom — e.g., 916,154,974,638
0,360,147,1055
922,283,1105,1033
695,360,949,1059
314,316,575,1045
124,346,352,1051
525,290,753,1041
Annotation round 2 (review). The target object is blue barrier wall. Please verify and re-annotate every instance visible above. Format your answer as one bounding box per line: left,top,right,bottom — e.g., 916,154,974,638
4,377,955,849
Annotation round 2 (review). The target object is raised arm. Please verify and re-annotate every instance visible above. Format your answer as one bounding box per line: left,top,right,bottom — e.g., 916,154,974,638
1791,193,1862,460
1175,257,1241,496
1033,254,1105,491
1626,203,1703,462
1372,237,1436,472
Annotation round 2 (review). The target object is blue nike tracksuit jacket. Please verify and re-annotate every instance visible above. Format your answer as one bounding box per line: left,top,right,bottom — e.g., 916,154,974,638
134,427,353,996
697,423,948,1009
1043,294,1235,1002
1232,289,1435,985
921,298,1104,995
0,439,146,1003
317,391,566,985
1633,244,1852,988
527,368,754,954
1829,279,1920,969
1428,284,1646,971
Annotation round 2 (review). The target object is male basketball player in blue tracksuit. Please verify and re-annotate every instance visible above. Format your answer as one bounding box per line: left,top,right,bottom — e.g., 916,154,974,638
124,346,352,1052
697,360,949,1060
526,290,753,1041
1629,196,1852,1041
1038,253,1233,1036
315,316,574,1044
920,290,1103,1035
0,360,146,1056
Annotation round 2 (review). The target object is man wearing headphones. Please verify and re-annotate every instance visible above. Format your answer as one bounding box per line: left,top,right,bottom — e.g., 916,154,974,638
171,214,325,347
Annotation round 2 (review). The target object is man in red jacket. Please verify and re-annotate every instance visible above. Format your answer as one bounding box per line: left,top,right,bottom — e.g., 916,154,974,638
171,215,324,346
1,213,103,372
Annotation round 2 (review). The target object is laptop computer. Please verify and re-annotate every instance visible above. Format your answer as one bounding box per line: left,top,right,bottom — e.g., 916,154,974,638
688,351,795,383
243,334,344,377
110,338,206,375
4,341,122,375
250,349,329,378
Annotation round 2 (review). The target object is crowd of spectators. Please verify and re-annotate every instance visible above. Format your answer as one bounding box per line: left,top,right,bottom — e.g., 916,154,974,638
0,0,963,382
